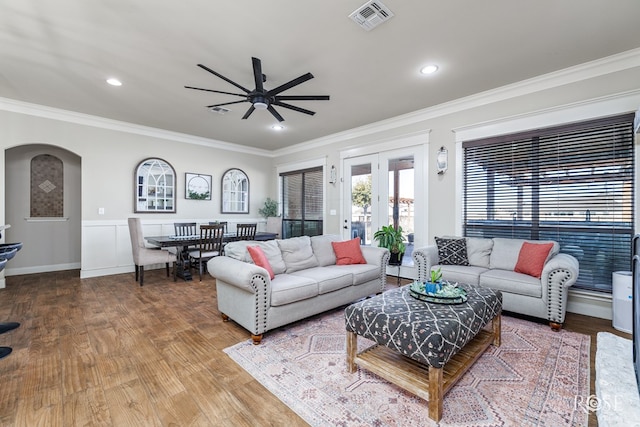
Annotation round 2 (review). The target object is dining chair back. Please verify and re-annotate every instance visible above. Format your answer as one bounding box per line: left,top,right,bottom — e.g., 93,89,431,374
209,221,228,234
236,223,257,241
188,224,225,281
127,218,176,286
174,222,197,237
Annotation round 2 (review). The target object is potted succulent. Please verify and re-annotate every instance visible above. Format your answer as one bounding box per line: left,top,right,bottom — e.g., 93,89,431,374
373,225,406,265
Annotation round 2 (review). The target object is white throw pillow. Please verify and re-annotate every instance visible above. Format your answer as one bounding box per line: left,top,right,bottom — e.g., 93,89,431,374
311,234,341,266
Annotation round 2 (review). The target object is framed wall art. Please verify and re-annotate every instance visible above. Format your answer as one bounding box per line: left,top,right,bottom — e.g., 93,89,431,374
135,158,176,213
185,173,212,200
221,168,249,213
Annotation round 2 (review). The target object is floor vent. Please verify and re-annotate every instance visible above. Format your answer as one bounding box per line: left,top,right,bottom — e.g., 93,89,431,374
208,106,230,114
349,0,394,31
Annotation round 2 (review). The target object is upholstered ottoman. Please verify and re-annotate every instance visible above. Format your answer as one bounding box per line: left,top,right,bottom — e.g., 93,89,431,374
345,284,502,422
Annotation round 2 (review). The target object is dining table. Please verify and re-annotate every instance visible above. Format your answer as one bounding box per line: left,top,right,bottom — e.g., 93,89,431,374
145,231,278,281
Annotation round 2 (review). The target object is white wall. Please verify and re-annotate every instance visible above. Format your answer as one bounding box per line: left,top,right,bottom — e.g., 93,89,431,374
0,109,273,281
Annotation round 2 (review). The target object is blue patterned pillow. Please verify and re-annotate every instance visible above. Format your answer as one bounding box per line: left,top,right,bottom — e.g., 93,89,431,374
435,237,469,266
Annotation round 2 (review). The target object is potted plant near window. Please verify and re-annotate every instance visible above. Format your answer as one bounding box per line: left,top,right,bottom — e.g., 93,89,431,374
373,225,406,265
259,197,281,237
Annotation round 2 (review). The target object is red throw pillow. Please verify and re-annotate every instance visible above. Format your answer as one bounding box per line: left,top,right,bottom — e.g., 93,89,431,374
331,238,367,265
247,245,275,279
514,242,554,278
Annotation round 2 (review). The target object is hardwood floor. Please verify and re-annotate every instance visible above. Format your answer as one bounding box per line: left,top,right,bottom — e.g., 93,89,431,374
0,271,630,426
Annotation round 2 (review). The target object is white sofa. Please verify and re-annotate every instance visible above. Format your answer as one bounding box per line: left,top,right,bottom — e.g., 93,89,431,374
208,235,390,344
412,236,579,330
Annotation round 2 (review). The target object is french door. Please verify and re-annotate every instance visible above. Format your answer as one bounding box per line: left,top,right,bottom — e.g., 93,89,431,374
342,151,417,253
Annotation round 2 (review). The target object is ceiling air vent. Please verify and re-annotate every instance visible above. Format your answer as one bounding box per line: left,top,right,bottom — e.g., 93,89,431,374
208,106,230,114
349,0,394,31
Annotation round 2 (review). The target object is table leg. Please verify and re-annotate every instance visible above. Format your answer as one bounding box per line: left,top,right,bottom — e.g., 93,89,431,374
492,313,501,347
346,331,357,373
175,246,193,281
428,366,443,422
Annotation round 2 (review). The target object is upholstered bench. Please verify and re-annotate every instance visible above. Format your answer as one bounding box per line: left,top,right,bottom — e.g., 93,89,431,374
345,284,502,422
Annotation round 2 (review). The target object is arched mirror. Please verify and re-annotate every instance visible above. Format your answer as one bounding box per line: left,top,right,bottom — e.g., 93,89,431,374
135,158,176,213
221,168,249,214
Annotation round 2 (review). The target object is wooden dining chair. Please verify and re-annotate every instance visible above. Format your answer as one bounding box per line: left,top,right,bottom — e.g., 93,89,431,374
236,223,257,241
174,222,197,237
188,224,225,281
128,218,177,286
209,221,228,234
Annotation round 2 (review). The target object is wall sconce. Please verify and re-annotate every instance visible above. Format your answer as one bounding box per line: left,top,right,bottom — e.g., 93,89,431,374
436,146,448,175
329,165,337,184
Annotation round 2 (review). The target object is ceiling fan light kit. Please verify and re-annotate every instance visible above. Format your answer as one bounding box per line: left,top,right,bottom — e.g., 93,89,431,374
186,57,329,122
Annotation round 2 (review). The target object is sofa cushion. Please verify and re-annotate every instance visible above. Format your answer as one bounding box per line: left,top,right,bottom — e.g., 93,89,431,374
490,238,559,271
277,236,319,273
270,274,319,306
319,264,380,285
434,264,488,286
311,234,341,266
466,237,493,268
224,240,286,275
435,237,469,265
479,269,542,298
514,242,554,278
332,238,367,265
247,245,274,280
290,267,353,294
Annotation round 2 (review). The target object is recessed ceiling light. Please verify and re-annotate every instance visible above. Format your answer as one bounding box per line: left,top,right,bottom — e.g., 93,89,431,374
106,78,122,86
271,124,284,131
420,64,439,75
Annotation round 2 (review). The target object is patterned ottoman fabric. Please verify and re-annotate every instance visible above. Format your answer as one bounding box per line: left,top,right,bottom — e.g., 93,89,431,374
344,284,502,368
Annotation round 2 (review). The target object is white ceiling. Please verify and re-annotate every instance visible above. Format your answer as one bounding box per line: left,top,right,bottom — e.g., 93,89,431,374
2,0,640,151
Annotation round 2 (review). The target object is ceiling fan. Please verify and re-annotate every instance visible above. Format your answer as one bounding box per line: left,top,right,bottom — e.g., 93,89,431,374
185,57,330,122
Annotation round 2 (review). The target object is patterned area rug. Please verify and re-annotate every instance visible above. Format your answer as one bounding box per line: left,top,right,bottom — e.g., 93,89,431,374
224,307,590,427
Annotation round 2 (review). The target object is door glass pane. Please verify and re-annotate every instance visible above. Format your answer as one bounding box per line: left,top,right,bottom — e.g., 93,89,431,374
388,156,414,263
350,163,372,245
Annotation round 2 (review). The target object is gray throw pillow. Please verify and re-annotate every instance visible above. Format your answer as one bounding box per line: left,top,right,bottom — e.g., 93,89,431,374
435,237,469,266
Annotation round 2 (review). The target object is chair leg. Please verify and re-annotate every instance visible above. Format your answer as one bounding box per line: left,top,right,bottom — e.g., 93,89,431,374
139,266,144,287
173,262,177,282
134,265,139,282
165,263,170,277
199,260,203,281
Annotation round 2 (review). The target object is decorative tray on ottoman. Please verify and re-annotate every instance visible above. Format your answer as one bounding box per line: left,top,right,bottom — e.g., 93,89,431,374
409,281,468,304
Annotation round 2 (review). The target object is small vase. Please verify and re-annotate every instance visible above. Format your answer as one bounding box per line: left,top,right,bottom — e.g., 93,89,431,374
425,282,442,294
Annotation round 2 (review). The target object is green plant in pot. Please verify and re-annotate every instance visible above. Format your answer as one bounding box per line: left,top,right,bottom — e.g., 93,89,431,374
373,225,406,265
258,197,279,218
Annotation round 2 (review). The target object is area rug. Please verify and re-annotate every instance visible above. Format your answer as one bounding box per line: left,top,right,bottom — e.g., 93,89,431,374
595,332,640,426
224,308,590,426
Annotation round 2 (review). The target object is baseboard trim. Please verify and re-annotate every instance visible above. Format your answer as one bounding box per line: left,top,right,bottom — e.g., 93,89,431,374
566,288,612,320
5,262,81,277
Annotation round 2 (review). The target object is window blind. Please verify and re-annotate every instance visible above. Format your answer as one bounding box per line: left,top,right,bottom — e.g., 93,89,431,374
281,167,324,238
463,113,635,292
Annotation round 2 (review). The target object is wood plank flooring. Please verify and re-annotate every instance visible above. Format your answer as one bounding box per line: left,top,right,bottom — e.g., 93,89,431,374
0,271,630,426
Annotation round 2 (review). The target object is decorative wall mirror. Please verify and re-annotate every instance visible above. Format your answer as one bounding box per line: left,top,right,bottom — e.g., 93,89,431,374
221,168,249,214
135,158,176,213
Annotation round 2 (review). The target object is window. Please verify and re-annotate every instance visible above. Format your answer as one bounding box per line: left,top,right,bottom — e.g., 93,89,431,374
463,113,635,293
281,167,323,238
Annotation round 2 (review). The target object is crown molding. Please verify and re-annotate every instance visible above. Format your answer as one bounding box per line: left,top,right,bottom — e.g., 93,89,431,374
276,47,640,156
0,97,272,158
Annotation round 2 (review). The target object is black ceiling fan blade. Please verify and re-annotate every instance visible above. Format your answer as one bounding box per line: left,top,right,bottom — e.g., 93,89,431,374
206,100,248,108
197,64,251,94
273,101,316,116
268,105,285,122
252,57,264,93
274,95,330,101
185,86,246,97
242,105,256,120
266,73,314,97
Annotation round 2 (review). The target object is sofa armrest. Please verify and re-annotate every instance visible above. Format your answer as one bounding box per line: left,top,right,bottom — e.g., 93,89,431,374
541,253,579,324
361,246,390,267
208,256,271,294
412,245,439,282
